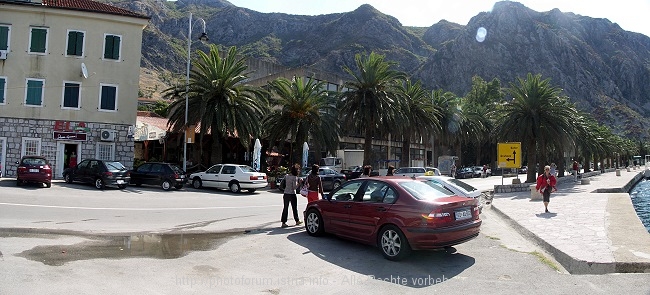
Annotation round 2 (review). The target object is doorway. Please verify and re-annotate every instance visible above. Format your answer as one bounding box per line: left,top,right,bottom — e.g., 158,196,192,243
56,142,80,179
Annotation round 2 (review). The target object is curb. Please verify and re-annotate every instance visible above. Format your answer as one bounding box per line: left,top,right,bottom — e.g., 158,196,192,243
489,203,616,274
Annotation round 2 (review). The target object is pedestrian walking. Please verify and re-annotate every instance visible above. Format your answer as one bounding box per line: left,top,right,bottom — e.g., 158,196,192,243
572,160,579,182
450,163,456,178
386,165,395,176
536,165,557,213
360,165,372,178
281,166,302,228
305,164,324,203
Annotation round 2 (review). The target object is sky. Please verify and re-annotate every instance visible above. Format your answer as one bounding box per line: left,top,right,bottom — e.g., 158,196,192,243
225,0,650,37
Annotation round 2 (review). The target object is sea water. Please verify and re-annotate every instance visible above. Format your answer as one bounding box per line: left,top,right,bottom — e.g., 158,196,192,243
629,178,650,233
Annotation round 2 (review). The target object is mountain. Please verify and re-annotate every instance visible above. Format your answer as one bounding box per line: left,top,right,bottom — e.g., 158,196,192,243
102,0,650,140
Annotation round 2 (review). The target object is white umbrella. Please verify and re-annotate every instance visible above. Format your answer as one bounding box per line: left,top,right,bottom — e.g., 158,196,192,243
253,138,262,171
302,142,309,169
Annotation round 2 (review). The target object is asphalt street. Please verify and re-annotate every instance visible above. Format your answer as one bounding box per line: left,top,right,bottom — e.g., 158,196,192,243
1,176,649,294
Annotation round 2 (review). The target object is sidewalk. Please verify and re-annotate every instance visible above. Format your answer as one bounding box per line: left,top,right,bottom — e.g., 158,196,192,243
488,168,650,274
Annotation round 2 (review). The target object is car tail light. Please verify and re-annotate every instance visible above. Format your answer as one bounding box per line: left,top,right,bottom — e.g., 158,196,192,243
103,171,113,177
473,205,480,219
422,208,454,224
250,175,266,180
173,173,179,179
17,166,27,173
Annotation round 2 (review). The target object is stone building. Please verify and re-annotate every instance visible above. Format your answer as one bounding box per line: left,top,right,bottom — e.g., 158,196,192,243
0,0,149,178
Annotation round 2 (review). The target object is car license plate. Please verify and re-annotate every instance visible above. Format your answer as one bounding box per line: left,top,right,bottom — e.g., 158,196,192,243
454,209,472,220
29,169,39,173
117,180,125,184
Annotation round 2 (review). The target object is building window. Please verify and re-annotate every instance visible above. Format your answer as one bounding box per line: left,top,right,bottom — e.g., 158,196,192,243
21,137,41,156
103,34,121,60
96,143,115,161
66,30,85,57
0,76,6,105
29,27,48,54
62,81,81,109
25,78,44,106
0,25,10,51
99,84,118,111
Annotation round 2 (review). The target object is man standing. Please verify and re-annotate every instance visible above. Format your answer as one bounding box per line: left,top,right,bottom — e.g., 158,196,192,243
572,161,579,182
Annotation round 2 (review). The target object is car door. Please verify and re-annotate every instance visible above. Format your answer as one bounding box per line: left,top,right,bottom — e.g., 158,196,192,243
201,165,222,188
218,165,237,189
148,163,164,185
319,168,335,190
132,163,152,185
346,180,395,243
72,159,89,182
323,180,364,236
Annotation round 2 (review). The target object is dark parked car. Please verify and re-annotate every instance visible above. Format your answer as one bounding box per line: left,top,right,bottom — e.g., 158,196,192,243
277,167,346,192
518,166,528,174
304,177,481,260
455,167,474,179
129,162,187,191
16,156,52,188
340,166,363,180
63,159,130,189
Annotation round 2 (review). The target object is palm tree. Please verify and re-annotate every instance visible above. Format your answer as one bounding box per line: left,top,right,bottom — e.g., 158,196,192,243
165,45,268,164
262,76,340,166
495,73,578,183
339,52,406,165
395,80,442,165
431,89,464,164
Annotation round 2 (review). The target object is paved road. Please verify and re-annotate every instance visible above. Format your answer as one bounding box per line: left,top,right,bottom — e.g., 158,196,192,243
1,177,650,294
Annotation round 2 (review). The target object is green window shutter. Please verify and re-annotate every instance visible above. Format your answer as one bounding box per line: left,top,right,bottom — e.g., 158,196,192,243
112,36,120,60
75,32,84,56
0,78,5,104
68,32,84,56
100,86,116,110
0,26,8,50
63,83,80,108
30,28,47,53
104,35,120,59
26,80,43,105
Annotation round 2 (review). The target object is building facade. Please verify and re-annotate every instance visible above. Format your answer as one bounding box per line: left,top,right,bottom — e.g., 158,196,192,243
0,0,149,178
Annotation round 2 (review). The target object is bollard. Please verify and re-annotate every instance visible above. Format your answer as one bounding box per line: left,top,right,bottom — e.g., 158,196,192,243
581,178,591,185
512,178,521,184
530,184,542,200
616,169,621,176
626,167,631,172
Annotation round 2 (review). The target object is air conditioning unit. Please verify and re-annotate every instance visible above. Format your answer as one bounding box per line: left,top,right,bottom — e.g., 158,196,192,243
0,50,7,60
100,129,115,141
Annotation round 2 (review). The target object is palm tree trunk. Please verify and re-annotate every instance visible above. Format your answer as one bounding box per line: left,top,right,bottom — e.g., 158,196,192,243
402,138,411,167
526,138,537,183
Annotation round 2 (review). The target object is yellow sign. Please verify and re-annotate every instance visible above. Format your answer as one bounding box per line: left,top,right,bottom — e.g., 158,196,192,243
497,142,521,168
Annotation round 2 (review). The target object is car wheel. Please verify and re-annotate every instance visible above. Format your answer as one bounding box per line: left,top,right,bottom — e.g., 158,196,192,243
378,224,411,261
192,178,202,189
45,182,51,188
174,184,184,190
229,182,241,193
332,180,342,190
95,178,105,190
118,184,127,189
247,189,257,193
134,182,142,187
305,209,324,236
64,174,73,184
161,180,172,191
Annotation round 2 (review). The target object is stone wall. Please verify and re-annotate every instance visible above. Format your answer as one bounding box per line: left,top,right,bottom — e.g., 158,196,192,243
0,117,134,178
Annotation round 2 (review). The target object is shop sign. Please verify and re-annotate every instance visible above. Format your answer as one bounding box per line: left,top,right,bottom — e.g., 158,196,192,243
53,131,87,141
54,121,91,133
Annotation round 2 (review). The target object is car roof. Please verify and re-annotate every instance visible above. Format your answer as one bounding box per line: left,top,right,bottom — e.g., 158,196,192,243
21,155,47,159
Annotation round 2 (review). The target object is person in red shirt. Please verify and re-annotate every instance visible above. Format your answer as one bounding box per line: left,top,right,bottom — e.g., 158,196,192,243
536,165,557,213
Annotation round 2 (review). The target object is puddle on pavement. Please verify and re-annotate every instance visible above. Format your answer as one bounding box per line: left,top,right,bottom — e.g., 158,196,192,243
12,232,240,266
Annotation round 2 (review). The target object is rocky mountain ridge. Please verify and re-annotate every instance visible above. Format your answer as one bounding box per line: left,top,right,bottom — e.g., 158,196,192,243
104,0,650,140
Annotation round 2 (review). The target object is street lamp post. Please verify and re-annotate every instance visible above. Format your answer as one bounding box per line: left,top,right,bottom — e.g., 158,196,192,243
183,12,208,172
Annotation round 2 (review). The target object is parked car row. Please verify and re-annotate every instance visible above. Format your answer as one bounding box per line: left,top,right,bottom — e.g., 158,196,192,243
12,156,269,193
277,167,347,192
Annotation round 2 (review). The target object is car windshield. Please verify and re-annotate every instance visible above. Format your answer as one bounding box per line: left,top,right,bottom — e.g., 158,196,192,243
447,178,478,192
168,164,185,173
105,161,126,171
22,158,47,165
239,165,257,173
399,180,454,200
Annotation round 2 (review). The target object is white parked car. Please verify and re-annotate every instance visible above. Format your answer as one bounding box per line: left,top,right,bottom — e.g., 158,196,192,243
189,164,267,193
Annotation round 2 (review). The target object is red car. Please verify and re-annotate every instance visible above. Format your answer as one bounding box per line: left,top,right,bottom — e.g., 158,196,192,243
304,177,481,260
16,156,53,188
